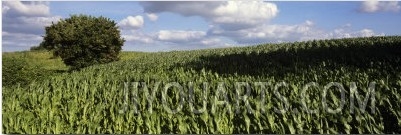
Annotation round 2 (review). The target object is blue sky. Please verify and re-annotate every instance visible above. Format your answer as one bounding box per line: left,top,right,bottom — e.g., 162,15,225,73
2,1,401,52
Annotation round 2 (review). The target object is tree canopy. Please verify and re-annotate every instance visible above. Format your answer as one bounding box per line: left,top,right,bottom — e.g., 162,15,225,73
41,14,125,69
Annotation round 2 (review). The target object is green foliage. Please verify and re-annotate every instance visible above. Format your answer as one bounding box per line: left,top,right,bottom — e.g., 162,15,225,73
30,43,46,51
3,36,401,134
41,14,125,70
2,56,31,86
2,56,52,87
2,51,139,88
2,51,68,87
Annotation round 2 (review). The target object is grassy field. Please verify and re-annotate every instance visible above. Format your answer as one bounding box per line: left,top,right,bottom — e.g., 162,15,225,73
2,51,143,87
2,36,401,133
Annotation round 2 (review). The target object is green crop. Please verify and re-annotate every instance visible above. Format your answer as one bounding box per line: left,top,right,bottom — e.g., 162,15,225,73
3,36,401,133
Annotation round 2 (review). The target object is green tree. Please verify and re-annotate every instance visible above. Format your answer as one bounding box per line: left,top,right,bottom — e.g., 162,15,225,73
30,42,47,51
41,14,125,70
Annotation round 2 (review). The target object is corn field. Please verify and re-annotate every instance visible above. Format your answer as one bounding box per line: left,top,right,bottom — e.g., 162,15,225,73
3,36,401,133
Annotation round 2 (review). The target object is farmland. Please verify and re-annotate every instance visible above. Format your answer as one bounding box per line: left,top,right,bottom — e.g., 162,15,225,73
2,36,401,133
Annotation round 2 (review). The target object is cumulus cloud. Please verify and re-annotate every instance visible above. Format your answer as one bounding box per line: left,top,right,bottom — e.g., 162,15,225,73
212,1,278,30
209,20,383,44
139,1,385,47
3,16,62,35
156,30,206,43
154,30,230,47
2,32,43,52
118,15,144,29
358,29,377,37
2,1,59,34
2,32,43,45
2,1,50,17
146,13,158,21
301,28,383,41
140,2,220,17
2,1,62,51
208,20,315,43
140,1,278,30
2,5,11,13
121,31,155,44
120,29,230,51
200,38,224,46
360,0,400,13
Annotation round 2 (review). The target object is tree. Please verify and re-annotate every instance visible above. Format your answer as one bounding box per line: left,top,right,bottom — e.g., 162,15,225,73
41,14,125,70
30,42,47,51
30,45,45,51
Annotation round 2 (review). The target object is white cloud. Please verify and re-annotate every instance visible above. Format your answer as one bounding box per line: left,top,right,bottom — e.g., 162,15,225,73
300,27,384,41
361,0,380,12
122,31,155,44
3,16,62,35
212,1,278,30
209,20,384,44
2,1,50,17
361,0,400,13
2,32,43,48
2,1,63,51
140,2,221,17
118,16,144,29
199,38,234,48
141,1,278,30
2,1,60,34
18,16,61,28
120,29,231,52
201,38,223,46
209,20,315,43
156,30,206,43
139,1,387,48
2,5,11,13
146,13,158,21
2,31,45,52
2,32,43,43
357,29,379,37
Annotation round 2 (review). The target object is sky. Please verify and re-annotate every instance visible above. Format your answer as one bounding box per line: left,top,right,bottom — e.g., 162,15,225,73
2,1,401,52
